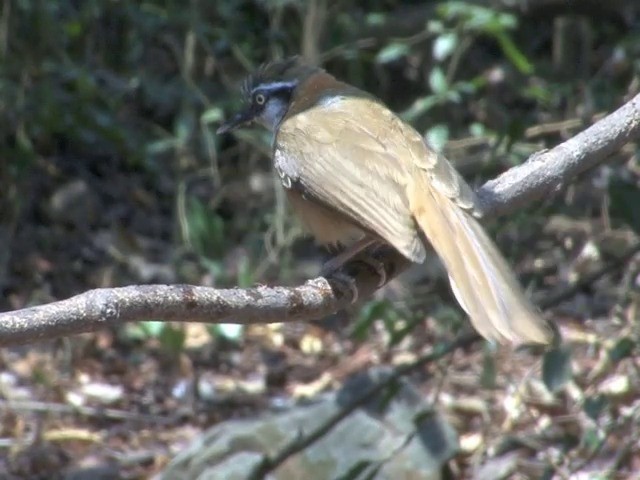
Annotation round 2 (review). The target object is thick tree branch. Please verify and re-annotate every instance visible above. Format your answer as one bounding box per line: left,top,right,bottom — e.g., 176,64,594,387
476,92,640,216
1,93,639,347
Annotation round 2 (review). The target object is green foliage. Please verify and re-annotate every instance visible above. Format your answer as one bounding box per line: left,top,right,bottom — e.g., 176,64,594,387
184,197,226,260
211,323,245,342
353,299,402,344
4,2,640,476
399,0,534,130
480,344,497,389
542,346,573,393
609,177,640,235
1,0,635,374
436,1,533,74
583,395,608,421
375,43,410,64
124,321,186,355
608,336,636,362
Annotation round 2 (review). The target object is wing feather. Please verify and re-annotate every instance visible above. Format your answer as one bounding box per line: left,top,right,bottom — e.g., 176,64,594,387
275,96,550,344
275,97,426,262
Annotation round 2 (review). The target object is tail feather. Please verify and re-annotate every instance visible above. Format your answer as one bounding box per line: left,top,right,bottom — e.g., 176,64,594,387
409,175,551,345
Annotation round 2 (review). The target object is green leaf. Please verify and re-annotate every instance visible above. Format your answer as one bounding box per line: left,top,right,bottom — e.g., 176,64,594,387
438,3,517,32
186,197,226,258
542,346,572,393
213,324,244,342
159,324,186,355
236,255,254,288
428,66,448,95
388,315,423,347
352,299,395,340
608,337,636,362
433,33,458,61
469,122,486,136
609,177,640,235
436,2,530,73
175,109,196,143
427,20,445,34
493,30,533,74
401,95,439,122
376,42,410,64
426,124,449,152
583,395,608,421
480,347,497,389
366,12,386,26
141,320,165,337
122,320,167,342
146,138,179,155
64,20,84,38
582,426,603,453
201,107,224,125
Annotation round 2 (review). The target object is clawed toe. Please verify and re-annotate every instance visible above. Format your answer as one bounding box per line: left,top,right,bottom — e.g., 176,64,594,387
357,256,387,287
328,271,359,304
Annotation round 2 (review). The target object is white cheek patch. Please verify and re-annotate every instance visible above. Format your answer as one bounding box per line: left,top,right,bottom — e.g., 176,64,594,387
259,99,288,132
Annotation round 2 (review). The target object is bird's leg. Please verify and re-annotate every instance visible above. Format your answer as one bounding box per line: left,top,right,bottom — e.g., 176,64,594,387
321,238,388,303
321,237,378,274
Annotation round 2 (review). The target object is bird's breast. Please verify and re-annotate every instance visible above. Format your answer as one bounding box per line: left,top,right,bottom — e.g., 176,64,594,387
273,145,363,246
286,188,364,247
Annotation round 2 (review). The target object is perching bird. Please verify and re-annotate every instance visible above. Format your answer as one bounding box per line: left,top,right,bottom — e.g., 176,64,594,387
218,56,551,345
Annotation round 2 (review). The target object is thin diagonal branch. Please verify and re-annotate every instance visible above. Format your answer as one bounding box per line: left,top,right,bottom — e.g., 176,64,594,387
0,93,639,347
248,332,479,480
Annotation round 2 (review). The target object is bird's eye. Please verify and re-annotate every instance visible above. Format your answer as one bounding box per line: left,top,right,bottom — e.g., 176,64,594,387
254,93,266,105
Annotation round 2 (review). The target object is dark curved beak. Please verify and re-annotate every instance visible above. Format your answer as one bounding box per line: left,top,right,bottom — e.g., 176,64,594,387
216,107,255,135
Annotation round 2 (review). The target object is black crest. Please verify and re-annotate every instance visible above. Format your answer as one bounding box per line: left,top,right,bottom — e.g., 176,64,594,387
241,56,321,100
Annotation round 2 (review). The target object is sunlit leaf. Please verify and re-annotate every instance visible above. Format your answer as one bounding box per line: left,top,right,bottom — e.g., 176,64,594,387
213,324,244,342
141,320,165,337
201,107,224,124
427,20,445,34
469,122,486,136
436,2,531,73
493,31,534,74
376,42,410,64
429,66,448,95
426,124,449,152
146,138,179,155
401,95,439,122
366,12,386,26
433,33,458,61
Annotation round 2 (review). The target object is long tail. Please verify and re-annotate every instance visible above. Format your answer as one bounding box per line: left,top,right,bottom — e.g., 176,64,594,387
409,174,552,345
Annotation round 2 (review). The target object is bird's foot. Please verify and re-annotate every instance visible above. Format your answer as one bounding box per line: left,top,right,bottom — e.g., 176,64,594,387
327,271,359,304
356,254,387,287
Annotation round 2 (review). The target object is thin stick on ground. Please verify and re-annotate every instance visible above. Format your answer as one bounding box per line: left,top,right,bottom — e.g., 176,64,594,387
247,333,479,480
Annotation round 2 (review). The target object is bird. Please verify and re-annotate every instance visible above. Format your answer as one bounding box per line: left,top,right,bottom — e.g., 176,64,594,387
217,56,552,345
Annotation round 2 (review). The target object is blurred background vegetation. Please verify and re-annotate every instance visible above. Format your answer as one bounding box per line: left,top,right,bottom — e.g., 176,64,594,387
1,0,640,478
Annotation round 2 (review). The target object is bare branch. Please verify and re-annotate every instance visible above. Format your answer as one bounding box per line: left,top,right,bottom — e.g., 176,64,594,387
476,92,640,216
1,93,639,347
0,254,409,347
